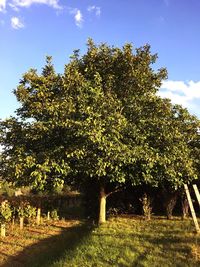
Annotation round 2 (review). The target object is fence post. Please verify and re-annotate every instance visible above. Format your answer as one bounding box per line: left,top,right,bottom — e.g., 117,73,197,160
36,208,41,225
1,223,6,237
20,217,24,230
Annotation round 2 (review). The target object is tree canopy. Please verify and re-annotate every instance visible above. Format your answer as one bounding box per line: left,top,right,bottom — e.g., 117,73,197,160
0,40,199,223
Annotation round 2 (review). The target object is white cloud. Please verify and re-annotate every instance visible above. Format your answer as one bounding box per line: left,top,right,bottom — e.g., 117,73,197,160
161,80,200,100
11,16,24,29
0,0,6,12
0,2,101,29
10,0,62,10
96,7,101,16
158,80,200,115
87,5,101,16
69,8,83,27
158,90,189,106
75,9,83,27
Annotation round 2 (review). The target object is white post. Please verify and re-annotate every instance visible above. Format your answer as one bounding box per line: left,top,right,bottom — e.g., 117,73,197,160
36,208,41,225
184,184,200,233
20,217,24,230
1,223,6,237
193,184,200,208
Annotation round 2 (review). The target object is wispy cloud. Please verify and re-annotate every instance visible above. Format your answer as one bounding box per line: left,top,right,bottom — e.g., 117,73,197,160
0,0,6,12
74,9,83,27
9,0,62,10
11,16,24,29
69,8,83,28
87,5,101,16
1,2,101,28
158,80,200,113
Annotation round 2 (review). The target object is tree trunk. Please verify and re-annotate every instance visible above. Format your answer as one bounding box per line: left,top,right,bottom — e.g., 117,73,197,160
98,186,106,224
166,193,178,220
182,196,189,220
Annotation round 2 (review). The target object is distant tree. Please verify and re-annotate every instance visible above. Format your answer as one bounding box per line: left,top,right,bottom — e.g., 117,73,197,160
0,40,199,223
140,102,200,219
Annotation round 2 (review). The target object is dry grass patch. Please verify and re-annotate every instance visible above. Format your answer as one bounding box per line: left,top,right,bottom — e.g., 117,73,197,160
0,219,80,267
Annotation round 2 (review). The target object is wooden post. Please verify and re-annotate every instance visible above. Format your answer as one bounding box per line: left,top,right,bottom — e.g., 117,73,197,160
47,211,50,221
20,217,24,230
1,223,6,237
193,184,200,208
184,184,200,233
36,208,41,225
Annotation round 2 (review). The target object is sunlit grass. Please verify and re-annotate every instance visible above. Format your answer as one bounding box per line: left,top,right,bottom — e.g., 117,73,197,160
1,216,200,266
51,216,200,267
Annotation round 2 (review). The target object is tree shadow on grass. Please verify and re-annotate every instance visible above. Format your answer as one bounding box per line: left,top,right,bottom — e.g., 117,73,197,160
1,222,94,267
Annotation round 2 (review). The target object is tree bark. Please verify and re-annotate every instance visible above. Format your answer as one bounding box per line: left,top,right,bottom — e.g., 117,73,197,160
98,186,106,224
166,192,178,220
182,196,189,220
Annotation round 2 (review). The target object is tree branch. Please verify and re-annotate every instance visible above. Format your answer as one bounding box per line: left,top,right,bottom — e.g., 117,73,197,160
106,187,125,198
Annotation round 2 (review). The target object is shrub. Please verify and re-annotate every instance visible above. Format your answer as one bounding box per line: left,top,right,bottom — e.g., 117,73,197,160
51,209,59,220
140,193,152,220
0,200,12,223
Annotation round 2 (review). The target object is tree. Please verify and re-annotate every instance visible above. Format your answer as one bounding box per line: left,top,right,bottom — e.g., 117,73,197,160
0,40,199,224
140,101,200,218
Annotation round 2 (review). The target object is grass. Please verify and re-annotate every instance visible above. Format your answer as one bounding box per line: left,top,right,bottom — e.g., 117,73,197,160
1,216,200,266
0,219,88,267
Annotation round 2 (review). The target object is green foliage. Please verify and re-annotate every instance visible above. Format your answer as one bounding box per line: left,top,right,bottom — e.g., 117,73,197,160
17,201,36,219
0,200,12,223
24,204,37,219
0,40,169,191
0,181,16,197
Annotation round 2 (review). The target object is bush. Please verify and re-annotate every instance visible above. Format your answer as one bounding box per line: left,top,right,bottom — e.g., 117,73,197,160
0,200,12,223
17,201,36,219
51,209,59,220
140,193,152,220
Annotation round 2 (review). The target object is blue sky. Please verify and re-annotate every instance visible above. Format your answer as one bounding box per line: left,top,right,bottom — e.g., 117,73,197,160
0,0,200,119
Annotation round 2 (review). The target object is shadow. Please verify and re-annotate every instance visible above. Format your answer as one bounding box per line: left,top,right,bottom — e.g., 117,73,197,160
1,221,94,267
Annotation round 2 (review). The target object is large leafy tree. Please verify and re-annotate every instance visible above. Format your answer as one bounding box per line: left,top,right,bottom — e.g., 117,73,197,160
0,40,199,223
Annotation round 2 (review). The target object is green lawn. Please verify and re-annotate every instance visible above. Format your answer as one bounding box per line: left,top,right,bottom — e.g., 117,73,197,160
1,216,200,267
50,216,200,267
